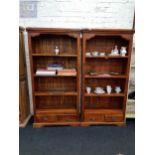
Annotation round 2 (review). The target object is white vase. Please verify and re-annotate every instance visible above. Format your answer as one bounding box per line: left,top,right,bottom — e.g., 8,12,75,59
86,86,91,94
113,45,119,55
106,85,112,94
120,47,127,56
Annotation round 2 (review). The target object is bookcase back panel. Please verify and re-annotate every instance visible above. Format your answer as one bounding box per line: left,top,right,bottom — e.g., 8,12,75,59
86,36,129,56
85,97,123,109
35,77,77,92
33,57,77,73
36,96,77,109
32,34,77,55
85,79,126,93
85,59,127,75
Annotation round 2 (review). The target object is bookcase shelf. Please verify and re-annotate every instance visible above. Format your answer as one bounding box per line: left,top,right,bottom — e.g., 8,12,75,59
84,93,125,97
27,28,80,127
32,53,77,57
85,75,127,79
34,74,77,77
86,56,128,59
82,29,134,125
35,91,78,96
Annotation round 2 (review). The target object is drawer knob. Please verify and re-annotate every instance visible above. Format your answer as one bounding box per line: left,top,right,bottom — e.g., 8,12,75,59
43,117,48,121
90,118,95,121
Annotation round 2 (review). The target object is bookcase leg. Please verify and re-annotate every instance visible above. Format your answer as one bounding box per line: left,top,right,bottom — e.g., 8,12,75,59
117,123,126,127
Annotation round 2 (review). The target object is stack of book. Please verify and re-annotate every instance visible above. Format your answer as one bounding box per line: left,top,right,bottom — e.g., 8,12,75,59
47,64,63,70
57,69,77,76
36,69,56,76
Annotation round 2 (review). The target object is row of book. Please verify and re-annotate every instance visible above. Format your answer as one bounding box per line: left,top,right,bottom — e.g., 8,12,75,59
36,64,77,76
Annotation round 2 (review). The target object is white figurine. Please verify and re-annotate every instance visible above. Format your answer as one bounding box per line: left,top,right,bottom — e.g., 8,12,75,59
106,85,112,94
113,45,119,55
115,86,121,94
120,47,127,56
111,45,119,56
54,46,60,55
86,86,91,94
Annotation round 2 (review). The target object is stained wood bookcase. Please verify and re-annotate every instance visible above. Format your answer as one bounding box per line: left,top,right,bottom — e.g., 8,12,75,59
27,28,134,127
27,28,81,127
81,29,134,126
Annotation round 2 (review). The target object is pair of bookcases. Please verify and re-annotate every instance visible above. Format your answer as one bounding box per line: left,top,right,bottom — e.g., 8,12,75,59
27,28,134,127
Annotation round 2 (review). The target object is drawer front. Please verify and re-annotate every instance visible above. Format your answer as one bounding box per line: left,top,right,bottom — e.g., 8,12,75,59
84,114,104,122
36,115,57,122
58,115,77,122
105,114,123,122
36,114,77,123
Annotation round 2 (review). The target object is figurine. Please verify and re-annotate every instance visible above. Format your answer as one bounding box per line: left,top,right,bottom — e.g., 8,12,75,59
54,46,60,55
86,86,91,94
120,46,127,56
106,85,112,94
115,86,121,94
113,45,119,55
111,45,119,56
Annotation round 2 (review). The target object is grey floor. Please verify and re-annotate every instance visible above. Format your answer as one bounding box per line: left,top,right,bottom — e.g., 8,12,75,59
19,119,135,155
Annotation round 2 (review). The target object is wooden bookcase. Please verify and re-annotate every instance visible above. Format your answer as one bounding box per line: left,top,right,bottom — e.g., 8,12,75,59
27,28,134,127
27,28,81,127
81,29,134,126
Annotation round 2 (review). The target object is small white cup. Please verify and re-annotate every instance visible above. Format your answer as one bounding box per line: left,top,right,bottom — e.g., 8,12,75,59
86,87,91,94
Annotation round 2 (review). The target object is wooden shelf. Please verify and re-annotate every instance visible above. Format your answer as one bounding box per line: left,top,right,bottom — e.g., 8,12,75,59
35,91,78,96
85,93,125,97
36,108,77,114
85,75,127,79
86,56,128,59
85,109,123,114
32,53,77,57
34,74,77,77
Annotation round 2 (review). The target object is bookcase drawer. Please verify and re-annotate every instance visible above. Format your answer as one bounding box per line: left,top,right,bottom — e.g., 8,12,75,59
36,114,77,123
84,114,104,122
105,114,123,122
36,115,58,122
58,115,77,122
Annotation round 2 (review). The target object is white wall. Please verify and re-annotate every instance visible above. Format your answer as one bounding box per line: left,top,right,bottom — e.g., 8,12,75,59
20,0,135,29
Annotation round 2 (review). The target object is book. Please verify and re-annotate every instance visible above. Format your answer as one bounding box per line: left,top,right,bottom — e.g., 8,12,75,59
47,63,63,70
36,69,56,76
57,69,77,76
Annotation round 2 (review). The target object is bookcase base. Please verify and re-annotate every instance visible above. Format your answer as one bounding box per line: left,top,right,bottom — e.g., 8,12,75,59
33,122,81,128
